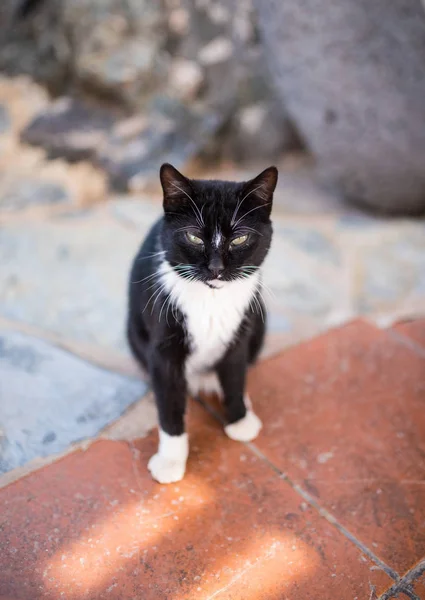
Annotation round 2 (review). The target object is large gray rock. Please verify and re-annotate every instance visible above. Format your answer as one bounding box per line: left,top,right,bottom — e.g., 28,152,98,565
21,97,116,161
62,0,167,107
0,330,148,473
0,0,167,99
1,0,299,184
255,0,425,215
98,100,222,191
0,0,25,30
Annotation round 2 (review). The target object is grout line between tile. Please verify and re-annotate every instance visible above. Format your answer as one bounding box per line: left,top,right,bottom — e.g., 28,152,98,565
377,558,425,600
0,439,93,491
195,395,401,583
387,329,425,359
246,443,400,582
196,395,226,424
0,390,154,491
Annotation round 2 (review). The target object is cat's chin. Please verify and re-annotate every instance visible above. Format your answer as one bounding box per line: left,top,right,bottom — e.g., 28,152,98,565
205,279,225,290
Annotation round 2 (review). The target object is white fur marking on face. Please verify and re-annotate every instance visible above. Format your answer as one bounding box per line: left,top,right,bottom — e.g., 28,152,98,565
213,228,222,248
159,260,260,379
224,410,262,442
148,430,188,484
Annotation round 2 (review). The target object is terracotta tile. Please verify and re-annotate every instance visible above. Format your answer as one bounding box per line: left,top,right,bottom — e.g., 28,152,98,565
247,320,425,575
394,318,425,349
411,579,425,599
0,400,391,600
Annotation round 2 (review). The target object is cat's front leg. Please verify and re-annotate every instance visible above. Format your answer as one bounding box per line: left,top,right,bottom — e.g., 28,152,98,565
216,346,262,442
148,349,188,484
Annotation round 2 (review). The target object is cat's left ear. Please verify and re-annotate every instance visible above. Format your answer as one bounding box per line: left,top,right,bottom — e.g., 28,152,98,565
242,166,278,213
160,163,193,211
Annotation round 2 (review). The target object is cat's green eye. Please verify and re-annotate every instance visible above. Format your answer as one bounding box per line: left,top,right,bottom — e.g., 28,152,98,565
230,234,248,247
186,232,204,245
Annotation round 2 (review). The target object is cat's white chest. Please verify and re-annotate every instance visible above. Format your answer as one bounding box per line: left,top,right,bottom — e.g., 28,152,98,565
159,262,259,375
184,284,245,373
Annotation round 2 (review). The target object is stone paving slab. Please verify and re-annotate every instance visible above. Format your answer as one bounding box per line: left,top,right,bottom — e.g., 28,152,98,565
0,399,392,600
0,207,143,353
1,198,424,368
0,330,147,473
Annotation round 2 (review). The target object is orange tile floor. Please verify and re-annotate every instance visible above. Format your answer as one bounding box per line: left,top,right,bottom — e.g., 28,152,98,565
1,320,424,600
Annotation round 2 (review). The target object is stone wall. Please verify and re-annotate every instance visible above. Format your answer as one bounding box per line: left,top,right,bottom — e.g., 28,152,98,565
0,0,299,191
2,0,425,214
255,0,425,214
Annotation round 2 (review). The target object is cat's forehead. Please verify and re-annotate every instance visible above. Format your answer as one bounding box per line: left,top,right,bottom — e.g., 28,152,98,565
192,179,241,203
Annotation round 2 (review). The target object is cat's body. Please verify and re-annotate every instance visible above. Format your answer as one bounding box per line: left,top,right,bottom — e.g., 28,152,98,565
127,164,277,483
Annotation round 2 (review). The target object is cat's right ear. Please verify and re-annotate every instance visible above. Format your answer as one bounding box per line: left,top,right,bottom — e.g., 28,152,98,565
160,163,193,211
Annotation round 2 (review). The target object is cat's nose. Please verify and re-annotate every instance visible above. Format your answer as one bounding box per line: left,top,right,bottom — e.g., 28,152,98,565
208,256,224,278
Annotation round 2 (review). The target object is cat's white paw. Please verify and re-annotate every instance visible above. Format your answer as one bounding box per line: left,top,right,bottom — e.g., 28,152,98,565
148,453,187,484
224,410,262,442
149,430,188,484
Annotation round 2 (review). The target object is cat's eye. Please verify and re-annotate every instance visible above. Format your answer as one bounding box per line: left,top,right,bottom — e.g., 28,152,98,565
230,234,248,247
186,232,204,245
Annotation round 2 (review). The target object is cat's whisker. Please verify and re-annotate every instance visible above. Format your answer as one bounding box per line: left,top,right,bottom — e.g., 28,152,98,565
142,281,167,313
174,226,200,233
165,293,178,326
248,296,262,321
236,265,260,280
175,268,194,275
258,280,276,301
233,202,271,229
159,292,173,323
175,267,198,282
231,184,264,226
136,250,166,262
251,293,265,323
165,298,171,326
132,271,160,285
233,226,263,237
150,283,169,314
171,183,204,228
255,287,269,310
142,283,161,312
144,279,160,293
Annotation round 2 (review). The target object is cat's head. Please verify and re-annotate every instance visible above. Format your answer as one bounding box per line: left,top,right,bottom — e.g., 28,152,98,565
159,163,277,288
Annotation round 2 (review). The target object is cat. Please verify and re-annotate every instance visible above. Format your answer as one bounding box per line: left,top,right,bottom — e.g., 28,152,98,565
127,163,278,483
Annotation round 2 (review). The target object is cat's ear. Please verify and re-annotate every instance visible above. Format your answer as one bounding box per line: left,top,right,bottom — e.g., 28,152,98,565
242,166,278,209
160,163,193,211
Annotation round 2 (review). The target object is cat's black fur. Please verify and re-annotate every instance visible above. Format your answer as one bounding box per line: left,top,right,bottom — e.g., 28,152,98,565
127,164,277,439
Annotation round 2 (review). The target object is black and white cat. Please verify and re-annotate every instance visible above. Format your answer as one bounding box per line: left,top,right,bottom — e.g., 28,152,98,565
127,163,277,483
